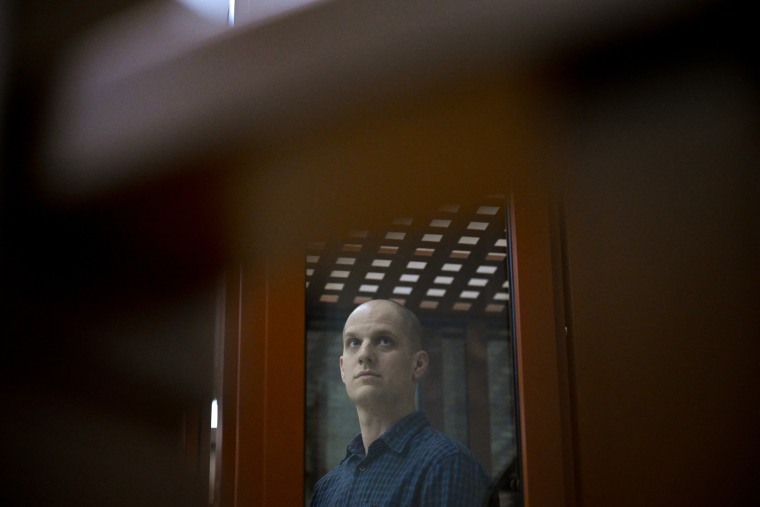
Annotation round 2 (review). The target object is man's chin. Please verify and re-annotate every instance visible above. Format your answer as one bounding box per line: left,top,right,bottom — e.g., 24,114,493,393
348,387,385,407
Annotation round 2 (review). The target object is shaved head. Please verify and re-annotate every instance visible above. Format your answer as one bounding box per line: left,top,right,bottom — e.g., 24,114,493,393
344,299,423,351
340,299,429,416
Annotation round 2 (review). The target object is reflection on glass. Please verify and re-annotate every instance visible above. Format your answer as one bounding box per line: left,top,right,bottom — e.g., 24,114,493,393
304,197,520,506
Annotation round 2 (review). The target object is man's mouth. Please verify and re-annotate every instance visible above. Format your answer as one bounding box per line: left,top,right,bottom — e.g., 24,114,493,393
355,371,379,379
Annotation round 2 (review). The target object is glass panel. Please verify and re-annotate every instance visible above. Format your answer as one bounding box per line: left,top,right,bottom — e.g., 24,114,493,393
304,196,520,506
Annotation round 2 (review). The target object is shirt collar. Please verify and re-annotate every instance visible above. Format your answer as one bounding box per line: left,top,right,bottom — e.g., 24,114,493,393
345,411,429,459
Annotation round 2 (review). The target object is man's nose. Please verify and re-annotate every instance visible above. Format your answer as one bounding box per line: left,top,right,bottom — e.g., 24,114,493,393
357,341,374,363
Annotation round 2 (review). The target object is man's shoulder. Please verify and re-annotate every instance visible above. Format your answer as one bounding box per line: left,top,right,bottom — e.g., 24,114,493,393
407,426,491,491
311,459,347,505
409,425,481,463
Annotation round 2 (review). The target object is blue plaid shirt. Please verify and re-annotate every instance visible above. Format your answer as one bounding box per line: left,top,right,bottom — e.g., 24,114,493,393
310,411,491,507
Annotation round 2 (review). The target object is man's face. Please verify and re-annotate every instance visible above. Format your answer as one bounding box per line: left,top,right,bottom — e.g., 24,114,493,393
339,301,427,411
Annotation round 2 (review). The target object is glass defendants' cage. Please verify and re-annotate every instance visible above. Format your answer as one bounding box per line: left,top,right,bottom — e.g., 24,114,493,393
304,196,521,507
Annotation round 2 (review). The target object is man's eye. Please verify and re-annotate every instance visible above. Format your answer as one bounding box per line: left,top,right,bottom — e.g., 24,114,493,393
348,338,361,347
378,336,393,346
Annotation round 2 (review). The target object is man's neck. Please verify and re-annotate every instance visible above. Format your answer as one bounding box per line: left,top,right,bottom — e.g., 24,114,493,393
356,405,414,455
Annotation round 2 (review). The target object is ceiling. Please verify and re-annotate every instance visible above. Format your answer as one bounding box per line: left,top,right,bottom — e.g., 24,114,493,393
305,195,512,325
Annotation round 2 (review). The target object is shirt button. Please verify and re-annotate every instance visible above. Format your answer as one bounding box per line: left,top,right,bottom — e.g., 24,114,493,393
358,465,366,472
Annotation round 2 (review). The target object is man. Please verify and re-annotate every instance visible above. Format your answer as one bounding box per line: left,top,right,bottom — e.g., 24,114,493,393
310,299,491,506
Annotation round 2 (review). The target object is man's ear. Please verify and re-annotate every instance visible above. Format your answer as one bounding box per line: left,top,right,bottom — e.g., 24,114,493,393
412,350,429,381
339,356,346,383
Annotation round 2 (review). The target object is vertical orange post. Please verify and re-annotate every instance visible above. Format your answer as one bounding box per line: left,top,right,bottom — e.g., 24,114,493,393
224,256,305,507
510,188,568,507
